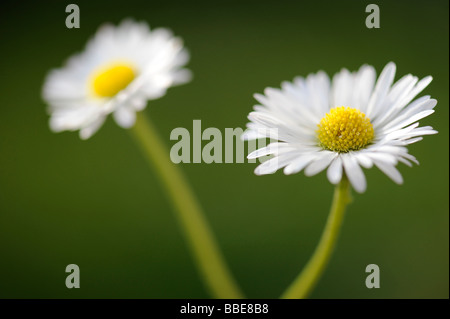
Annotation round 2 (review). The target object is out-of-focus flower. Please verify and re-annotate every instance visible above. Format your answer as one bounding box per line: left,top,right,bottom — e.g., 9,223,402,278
43,19,191,139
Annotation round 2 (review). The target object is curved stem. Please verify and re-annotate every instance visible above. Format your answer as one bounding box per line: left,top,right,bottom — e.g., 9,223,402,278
280,176,351,299
129,112,244,299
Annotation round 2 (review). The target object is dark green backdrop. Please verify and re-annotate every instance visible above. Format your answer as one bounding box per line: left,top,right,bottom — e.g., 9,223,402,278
0,0,448,298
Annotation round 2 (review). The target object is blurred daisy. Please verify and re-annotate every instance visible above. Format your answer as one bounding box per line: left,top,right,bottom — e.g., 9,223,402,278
243,62,437,193
42,19,191,139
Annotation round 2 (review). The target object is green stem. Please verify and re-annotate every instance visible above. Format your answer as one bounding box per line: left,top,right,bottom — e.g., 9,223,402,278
280,176,351,299
129,112,244,299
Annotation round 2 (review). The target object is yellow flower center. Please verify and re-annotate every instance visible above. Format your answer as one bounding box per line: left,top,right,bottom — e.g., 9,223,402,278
90,62,136,98
317,106,374,152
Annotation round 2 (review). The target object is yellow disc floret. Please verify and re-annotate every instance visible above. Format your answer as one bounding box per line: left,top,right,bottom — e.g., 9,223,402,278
317,106,374,152
91,62,136,98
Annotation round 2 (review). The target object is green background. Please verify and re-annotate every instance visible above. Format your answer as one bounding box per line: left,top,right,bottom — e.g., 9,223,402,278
0,0,448,298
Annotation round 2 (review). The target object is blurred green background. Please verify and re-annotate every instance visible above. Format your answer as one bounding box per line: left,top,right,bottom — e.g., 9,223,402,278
0,0,448,299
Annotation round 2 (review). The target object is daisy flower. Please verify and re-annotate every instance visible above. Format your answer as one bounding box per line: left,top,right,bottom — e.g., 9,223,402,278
243,62,437,193
42,19,191,139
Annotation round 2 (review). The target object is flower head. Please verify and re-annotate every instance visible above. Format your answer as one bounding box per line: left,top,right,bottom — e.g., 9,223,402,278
42,19,191,139
243,62,437,193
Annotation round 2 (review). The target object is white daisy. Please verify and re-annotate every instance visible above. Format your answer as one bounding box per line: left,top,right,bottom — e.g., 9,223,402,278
243,62,437,193
42,19,191,139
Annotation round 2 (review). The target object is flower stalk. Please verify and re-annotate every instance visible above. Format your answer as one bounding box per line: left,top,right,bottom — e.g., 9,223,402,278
281,176,351,299
129,112,244,299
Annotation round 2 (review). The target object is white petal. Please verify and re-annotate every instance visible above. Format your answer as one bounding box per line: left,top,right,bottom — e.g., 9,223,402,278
400,152,419,165
327,156,343,184
331,68,353,107
380,98,436,133
382,110,435,133
247,143,293,159
354,153,373,168
283,154,318,175
354,65,376,112
305,71,330,116
398,157,413,167
79,116,106,140
171,69,192,85
241,129,265,141
129,96,147,111
114,107,137,128
254,153,299,175
382,122,420,140
372,74,418,125
373,160,403,184
397,76,433,112
49,107,100,132
342,154,367,193
365,62,396,119
304,152,337,176
397,128,438,140
402,137,423,145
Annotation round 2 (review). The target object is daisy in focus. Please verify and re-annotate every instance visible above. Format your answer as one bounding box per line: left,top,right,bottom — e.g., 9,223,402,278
243,62,437,193
42,19,191,139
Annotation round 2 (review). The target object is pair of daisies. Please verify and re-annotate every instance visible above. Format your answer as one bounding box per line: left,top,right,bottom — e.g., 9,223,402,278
43,19,437,193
